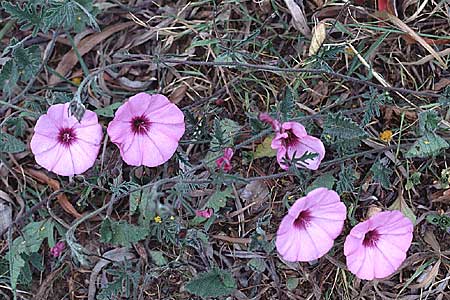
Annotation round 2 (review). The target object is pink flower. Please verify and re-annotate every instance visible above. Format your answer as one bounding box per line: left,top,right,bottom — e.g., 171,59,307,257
50,241,65,258
271,122,325,170
30,103,103,176
344,210,413,280
259,113,280,131
276,188,347,262
215,148,234,172
195,208,213,218
107,93,185,167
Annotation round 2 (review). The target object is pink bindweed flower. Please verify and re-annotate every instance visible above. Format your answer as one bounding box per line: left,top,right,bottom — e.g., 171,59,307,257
30,103,103,176
216,148,234,172
276,188,347,262
50,241,65,258
344,210,413,280
107,93,185,167
271,121,325,170
195,208,213,218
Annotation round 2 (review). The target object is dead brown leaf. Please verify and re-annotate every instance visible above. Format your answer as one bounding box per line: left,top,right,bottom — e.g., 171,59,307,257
411,259,441,289
25,168,82,219
49,22,135,85
309,21,326,56
169,84,189,104
283,0,311,37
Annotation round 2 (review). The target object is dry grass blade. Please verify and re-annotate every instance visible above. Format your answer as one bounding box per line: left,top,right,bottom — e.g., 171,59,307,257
49,22,135,85
402,48,450,66
381,12,447,69
284,0,311,37
411,260,441,289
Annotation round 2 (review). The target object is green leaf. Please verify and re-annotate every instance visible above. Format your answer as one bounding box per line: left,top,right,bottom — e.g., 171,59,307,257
280,87,295,121
1,2,43,36
14,45,41,81
306,173,336,193
336,164,356,194
254,135,276,159
95,102,122,117
370,158,392,189
149,251,168,267
206,186,234,212
389,195,416,224
0,60,19,96
418,110,440,133
405,172,421,190
322,112,366,154
247,258,266,273
129,190,141,214
186,268,236,298
286,277,299,291
210,118,241,150
426,214,450,232
0,132,26,153
405,132,449,158
100,218,148,247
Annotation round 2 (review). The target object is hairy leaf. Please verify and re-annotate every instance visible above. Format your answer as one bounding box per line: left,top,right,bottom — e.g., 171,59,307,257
405,132,449,158
186,268,236,298
370,158,393,189
322,112,366,154
100,218,148,247
0,132,26,153
206,186,234,212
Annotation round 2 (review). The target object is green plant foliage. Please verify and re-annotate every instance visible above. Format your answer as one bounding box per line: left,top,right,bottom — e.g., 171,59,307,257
97,263,140,300
280,87,295,121
206,186,234,212
95,102,122,117
1,0,98,35
0,43,41,96
418,110,440,133
336,164,356,194
306,173,336,193
186,268,236,298
210,118,241,150
1,2,43,36
370,158,392,189
7,220,54,293
405,132,449,158
100,218,148,247
0,132,26,153
426,214,450,232
361,89,392,126
322,112,366,154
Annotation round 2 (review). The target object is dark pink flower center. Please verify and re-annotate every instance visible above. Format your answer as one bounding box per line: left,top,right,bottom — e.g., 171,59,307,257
57,128,77,146
131,115,151,135
363,229,380,247
284,129,299,147
293,210,312,229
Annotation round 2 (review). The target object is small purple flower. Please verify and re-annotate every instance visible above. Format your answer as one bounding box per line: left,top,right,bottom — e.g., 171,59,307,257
216,148,234,172
50,241,65,258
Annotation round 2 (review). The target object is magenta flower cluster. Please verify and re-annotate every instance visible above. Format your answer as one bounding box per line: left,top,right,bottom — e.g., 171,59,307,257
31,93,185,176
260,113,413,280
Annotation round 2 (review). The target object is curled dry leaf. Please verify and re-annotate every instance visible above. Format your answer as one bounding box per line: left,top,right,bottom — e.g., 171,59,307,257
25,168,82,219
240,180,270,213
412,259,441,289
284,0,311,37
309,21,326,56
